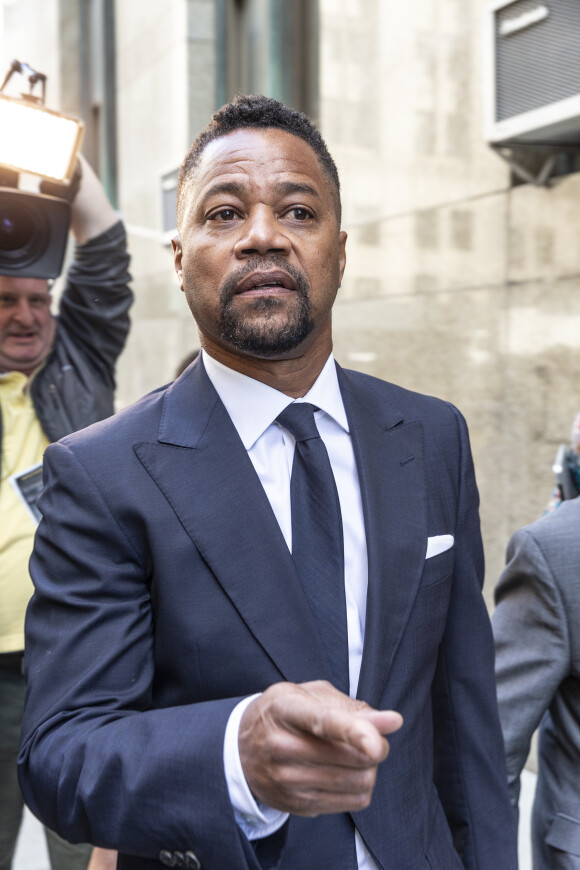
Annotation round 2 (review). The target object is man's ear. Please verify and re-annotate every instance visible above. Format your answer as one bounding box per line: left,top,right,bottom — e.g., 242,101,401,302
172,235,184,292
338,230,347,285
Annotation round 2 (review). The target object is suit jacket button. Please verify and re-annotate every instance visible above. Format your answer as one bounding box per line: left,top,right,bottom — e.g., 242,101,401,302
174,853,186,868
185,853,201,869
158,852,176,867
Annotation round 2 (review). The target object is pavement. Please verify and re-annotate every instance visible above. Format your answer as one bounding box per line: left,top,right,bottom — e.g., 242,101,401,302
518,768,536,869
14,807,49,870
14,768,538,870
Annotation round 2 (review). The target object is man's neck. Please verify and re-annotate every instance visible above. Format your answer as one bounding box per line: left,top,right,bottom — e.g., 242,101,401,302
199,338,333,399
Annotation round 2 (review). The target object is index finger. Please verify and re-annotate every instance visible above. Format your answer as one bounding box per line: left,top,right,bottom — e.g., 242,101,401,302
291,695,401,762
354,709,404,755
356,708,404,736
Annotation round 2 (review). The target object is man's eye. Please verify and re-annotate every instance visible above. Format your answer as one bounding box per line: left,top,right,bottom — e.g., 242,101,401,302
286,207,312,221
209,208,238,222
0,296,16,307
30,298,49,308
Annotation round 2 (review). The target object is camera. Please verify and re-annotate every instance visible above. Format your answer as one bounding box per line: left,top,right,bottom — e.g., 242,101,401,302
0,189,70,279
0,60,83,279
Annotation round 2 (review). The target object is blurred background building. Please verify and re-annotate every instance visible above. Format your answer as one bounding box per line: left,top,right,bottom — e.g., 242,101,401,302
1,0,580,598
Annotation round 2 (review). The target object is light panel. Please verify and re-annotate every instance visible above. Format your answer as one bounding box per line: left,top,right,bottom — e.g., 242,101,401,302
0,94,84,182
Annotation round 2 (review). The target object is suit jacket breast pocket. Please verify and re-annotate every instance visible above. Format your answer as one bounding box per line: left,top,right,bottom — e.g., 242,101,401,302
419,547,454,589
411,551,455,657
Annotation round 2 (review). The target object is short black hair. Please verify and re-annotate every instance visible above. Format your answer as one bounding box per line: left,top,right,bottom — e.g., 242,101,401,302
177,94,341,229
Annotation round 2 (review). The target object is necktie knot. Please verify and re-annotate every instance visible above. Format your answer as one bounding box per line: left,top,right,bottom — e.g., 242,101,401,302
276,402,320,442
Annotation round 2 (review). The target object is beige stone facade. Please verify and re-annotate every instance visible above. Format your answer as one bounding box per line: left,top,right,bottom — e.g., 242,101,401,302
2,0,579,597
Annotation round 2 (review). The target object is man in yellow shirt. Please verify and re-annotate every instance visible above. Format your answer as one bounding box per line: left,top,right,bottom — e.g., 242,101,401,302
0,155,132,870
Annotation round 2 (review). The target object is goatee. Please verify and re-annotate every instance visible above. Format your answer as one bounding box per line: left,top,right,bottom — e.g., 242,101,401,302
217,257,314,356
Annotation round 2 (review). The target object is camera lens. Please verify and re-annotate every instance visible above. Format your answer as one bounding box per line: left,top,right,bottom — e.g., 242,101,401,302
0,190,70,278
0,205,35,252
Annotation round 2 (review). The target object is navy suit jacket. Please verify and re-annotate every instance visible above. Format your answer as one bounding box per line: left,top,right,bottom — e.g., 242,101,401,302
19,358,517,870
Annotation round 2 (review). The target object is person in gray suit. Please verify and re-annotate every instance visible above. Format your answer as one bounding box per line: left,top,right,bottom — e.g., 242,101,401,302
493,495,580,869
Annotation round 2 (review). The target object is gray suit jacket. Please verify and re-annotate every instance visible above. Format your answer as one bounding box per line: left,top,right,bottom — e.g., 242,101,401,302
493,497,580,869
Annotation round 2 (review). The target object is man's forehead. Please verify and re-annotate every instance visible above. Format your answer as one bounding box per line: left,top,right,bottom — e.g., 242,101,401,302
0,275,50,295
193,128,328,191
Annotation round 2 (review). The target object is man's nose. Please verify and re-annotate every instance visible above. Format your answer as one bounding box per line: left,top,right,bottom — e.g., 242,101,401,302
233,207,292,258
13,299,35,324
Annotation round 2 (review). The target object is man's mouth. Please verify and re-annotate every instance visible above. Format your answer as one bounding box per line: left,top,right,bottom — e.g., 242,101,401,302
8,332,38,342
234,270,296,297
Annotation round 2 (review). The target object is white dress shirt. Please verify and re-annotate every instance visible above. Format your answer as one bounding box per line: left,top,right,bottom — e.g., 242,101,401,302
202,349,377,870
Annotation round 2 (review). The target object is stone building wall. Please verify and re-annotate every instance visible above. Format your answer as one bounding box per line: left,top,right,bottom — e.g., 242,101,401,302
321,0,580,597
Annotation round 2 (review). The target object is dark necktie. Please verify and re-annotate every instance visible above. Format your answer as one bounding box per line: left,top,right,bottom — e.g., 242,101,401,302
276,402,349,694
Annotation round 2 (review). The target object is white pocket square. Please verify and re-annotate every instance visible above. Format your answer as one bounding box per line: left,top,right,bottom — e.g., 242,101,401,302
425,534,454,559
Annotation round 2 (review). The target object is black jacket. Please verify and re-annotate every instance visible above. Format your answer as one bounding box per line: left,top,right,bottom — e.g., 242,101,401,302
2,219,132,455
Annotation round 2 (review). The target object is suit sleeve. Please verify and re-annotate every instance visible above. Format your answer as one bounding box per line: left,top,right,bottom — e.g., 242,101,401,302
18,441,263,870
431,405,518,870
492,527,570,809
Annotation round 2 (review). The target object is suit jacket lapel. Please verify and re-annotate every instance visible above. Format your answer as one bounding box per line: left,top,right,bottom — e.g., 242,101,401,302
338,367,428,709
134,359,333,686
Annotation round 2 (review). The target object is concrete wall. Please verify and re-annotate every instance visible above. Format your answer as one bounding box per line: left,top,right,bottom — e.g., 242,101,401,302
114,0,200,400
2,0,579,597
0,0,60,97
320,0,580,597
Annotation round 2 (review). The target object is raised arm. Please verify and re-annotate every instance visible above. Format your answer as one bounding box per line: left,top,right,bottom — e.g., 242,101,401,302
69,154,119,244
52,155,133,391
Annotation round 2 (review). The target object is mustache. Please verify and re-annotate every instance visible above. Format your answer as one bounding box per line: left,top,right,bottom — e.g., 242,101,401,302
219,256,309,305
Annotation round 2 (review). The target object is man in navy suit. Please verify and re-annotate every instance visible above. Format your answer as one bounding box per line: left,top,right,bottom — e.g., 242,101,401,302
18,95,517,870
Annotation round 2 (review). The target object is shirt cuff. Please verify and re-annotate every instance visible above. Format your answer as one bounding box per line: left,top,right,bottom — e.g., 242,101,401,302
223,694,289,841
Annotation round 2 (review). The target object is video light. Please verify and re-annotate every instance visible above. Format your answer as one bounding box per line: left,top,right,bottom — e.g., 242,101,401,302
0,93,83,183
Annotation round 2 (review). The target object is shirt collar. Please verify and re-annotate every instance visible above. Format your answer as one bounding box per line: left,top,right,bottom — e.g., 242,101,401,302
201,349,349,450
0,360,45,383
0,370,29,394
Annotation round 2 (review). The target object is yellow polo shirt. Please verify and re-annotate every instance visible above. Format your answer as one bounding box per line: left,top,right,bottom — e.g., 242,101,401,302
0,371,49,653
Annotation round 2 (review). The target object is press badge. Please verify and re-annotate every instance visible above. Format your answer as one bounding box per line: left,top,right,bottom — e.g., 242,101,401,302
9,461,43,526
